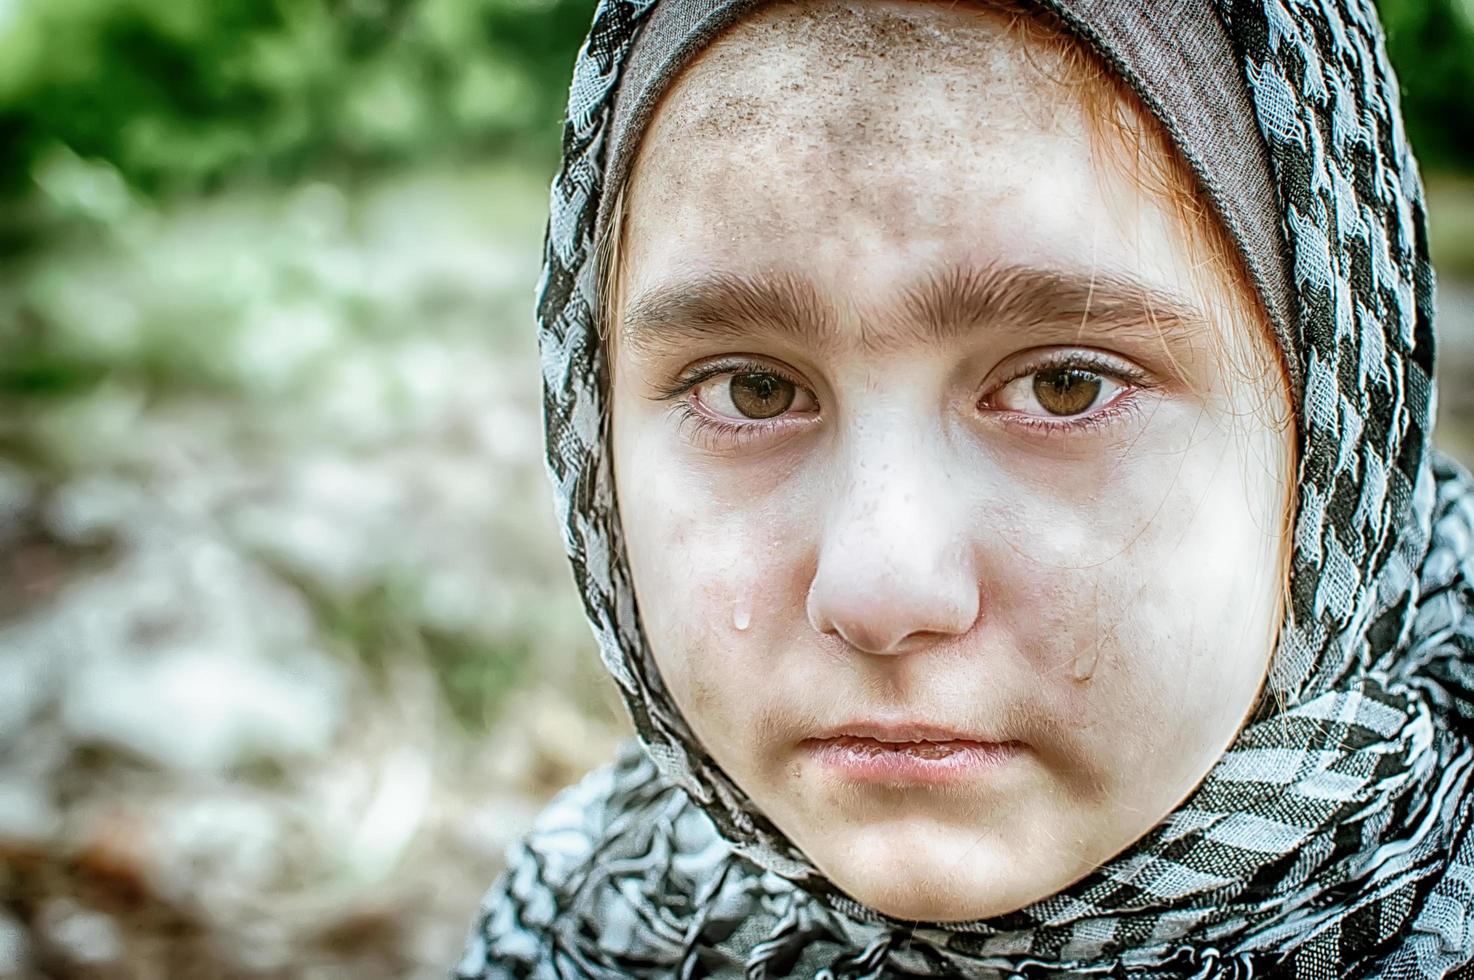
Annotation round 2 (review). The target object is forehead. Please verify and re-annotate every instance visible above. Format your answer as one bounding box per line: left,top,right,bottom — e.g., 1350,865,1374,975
620,1,1156,300
639,0,1064,146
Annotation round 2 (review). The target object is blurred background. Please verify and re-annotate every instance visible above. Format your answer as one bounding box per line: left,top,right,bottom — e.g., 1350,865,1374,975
0,1,1469,976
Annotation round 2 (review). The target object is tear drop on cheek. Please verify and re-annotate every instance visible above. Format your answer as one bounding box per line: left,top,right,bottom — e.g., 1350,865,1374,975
1073,642,1100,682
733,604,751,632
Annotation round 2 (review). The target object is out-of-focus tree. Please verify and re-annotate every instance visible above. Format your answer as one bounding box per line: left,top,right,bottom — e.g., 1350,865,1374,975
0,0,1469,200
1378,0,1474,171
0,0,591,199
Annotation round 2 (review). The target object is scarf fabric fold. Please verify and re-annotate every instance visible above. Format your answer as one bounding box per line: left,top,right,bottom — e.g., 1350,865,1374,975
459,0,1474,975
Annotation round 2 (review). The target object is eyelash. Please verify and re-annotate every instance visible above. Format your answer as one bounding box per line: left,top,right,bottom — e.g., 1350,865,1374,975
655,351,1153,450
655,357,816,452
983,350,1155,437
669,401,793,452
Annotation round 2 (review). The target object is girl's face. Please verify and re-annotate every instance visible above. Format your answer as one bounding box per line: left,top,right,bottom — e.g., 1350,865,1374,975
609,1,1293,922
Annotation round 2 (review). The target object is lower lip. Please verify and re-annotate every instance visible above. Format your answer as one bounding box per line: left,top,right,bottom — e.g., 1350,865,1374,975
803,737,1021,785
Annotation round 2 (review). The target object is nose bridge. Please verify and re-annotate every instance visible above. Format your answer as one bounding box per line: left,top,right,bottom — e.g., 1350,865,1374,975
843,431,941,553
807,415,980,655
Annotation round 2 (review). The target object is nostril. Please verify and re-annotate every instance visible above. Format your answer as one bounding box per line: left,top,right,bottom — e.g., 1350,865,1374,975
806,577,983,656
832,620,904,656
806,593,888,653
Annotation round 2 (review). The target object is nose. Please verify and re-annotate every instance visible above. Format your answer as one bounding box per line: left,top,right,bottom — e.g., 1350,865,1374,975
805,440,981,656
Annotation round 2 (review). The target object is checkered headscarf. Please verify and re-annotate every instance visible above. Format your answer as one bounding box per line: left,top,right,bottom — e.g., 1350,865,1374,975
460,1,1474,975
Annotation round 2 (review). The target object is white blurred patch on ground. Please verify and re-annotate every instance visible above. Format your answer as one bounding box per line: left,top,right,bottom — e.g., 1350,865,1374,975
0,165,627,978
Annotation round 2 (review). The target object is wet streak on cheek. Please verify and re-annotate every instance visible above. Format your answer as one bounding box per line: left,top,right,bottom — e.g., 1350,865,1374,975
639,497,815,755
987,446,1204,701
1036,430,1269,775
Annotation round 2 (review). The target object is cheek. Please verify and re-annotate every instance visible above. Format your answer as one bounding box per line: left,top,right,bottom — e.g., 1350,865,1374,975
992,405,1285,789
612,407,813,749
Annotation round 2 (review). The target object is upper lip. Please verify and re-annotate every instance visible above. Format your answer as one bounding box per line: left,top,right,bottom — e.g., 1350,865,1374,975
807,721,1005,744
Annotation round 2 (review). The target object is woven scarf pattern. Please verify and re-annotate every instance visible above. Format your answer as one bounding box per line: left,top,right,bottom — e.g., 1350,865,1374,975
459,1,1474,975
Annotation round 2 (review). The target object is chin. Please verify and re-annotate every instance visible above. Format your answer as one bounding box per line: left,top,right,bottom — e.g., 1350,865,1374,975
806,820,1064,923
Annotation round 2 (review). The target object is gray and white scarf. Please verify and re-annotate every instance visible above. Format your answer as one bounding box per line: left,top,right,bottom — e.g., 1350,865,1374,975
458,0,1474,975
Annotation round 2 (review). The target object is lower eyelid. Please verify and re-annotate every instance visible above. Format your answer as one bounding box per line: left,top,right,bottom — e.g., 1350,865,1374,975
995,387,1148,435
670,403,814,454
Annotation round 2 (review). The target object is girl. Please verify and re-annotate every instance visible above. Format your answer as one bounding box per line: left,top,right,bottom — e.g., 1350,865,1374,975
461,0,1474,975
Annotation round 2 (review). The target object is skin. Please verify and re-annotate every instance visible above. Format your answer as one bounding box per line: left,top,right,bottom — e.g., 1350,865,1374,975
608,0,1294,922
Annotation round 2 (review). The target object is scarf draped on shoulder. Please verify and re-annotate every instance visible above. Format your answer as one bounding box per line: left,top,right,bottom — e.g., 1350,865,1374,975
459,0,1474,975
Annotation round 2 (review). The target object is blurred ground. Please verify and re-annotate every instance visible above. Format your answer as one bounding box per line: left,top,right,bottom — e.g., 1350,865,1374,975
0,155,1471,978
0,160,628,979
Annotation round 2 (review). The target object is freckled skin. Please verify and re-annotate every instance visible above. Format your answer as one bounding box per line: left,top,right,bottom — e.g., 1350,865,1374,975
609,1,1293,922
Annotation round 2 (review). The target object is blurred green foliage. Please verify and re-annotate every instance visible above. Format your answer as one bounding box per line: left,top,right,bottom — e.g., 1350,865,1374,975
1380,0,1474,171
0,0,592,199
0,0,1469,203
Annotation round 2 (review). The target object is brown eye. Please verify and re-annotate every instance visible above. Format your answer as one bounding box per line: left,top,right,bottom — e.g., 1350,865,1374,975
1032,368,1103,416
728,372,796,419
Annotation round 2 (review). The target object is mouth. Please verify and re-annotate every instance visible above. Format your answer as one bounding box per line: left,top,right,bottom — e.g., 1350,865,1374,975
801,722,1023,785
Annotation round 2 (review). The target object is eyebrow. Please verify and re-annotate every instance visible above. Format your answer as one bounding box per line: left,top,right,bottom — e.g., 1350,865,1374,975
617,263,1208,358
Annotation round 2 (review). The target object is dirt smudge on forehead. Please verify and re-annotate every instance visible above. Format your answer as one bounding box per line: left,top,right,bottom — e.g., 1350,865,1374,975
626,0,1087,256
646,0,1072,148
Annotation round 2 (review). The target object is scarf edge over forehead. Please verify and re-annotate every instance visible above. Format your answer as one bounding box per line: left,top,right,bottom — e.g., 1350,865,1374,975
458,0,1474,976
